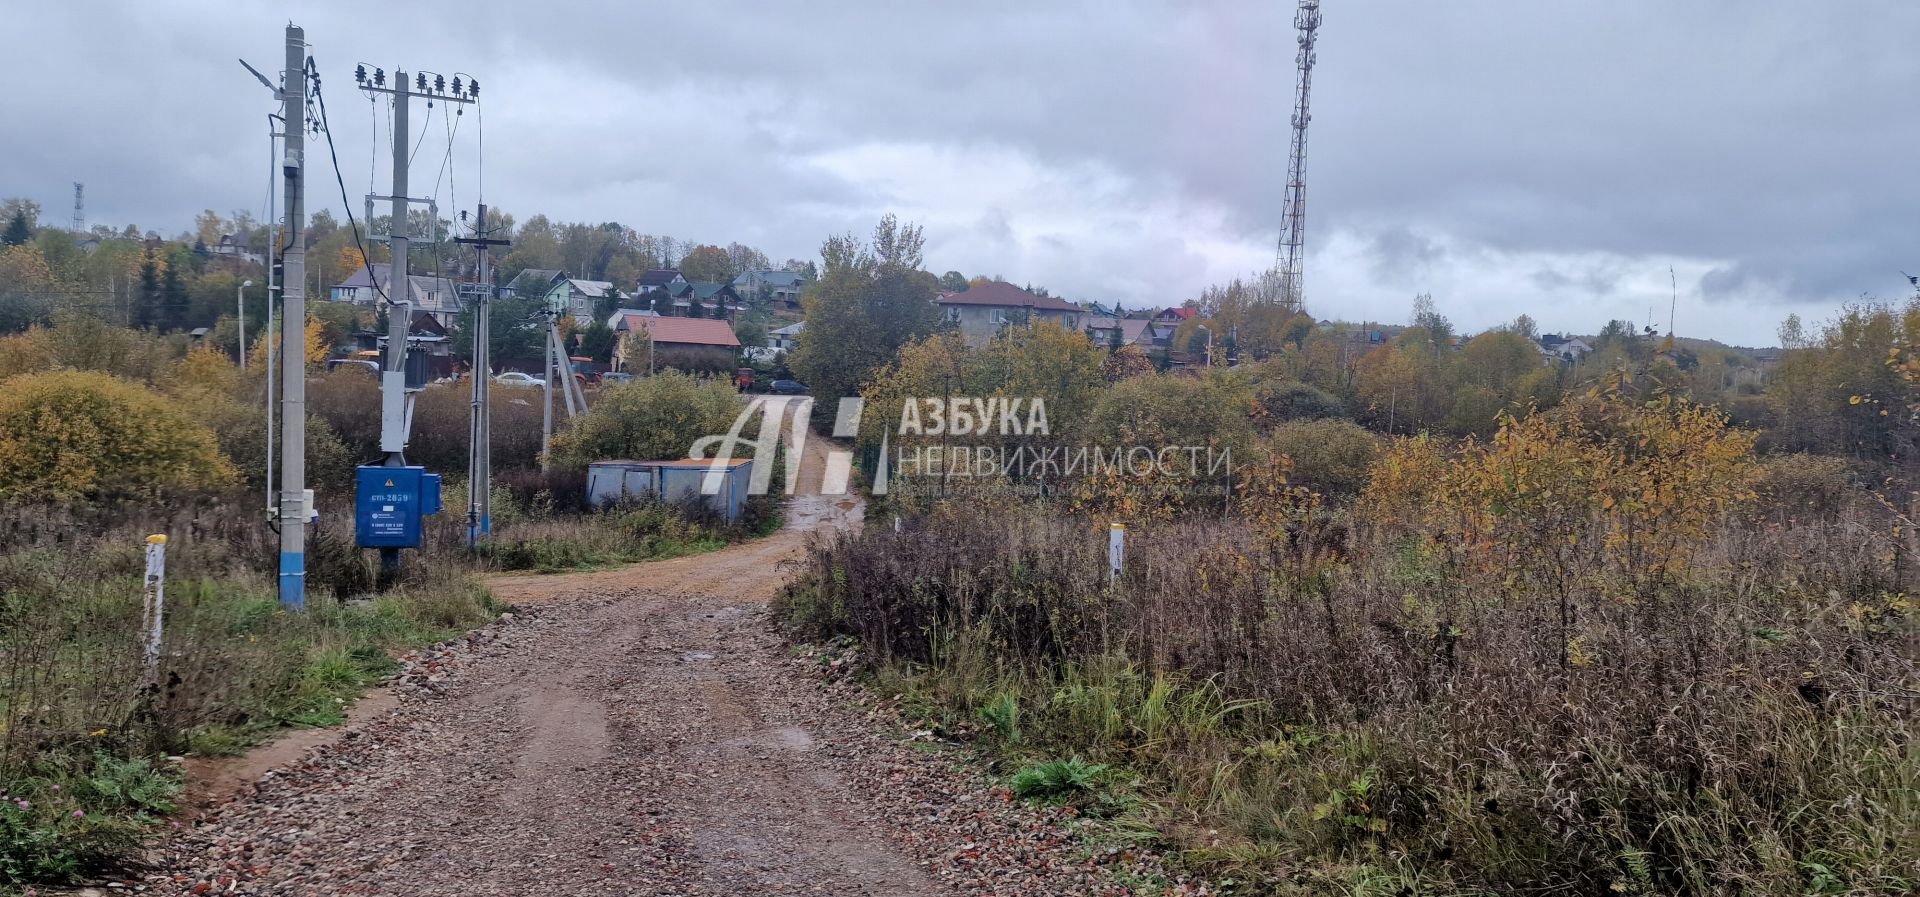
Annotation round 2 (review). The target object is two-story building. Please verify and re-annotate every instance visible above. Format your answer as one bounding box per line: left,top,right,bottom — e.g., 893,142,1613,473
732,270,807,309
503,269,627,321
937,282,1083,347
637,268,688,292
329,263,463,327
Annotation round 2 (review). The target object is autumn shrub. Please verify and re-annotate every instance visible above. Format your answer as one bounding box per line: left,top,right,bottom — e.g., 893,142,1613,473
0,370,234,499
1070,372,1253,522
1100,344,1155,383
1266,418,1377,496
165,345,241,396
493,467,592,516
405,381,547,473
1252,379,1344,428
1750,452,1859,521
781,391,1919,895
41,311,182,385
547,371,742,469
201,398,358,497
0,327,56,380
306,365,384,461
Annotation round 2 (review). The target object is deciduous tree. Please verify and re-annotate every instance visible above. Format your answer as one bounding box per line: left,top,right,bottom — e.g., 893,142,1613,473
789,216,942,415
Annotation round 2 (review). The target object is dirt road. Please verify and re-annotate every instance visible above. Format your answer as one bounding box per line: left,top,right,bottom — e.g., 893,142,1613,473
148,435,1204,896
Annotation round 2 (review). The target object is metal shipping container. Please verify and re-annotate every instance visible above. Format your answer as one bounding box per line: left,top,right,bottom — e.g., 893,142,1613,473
585,458,754,523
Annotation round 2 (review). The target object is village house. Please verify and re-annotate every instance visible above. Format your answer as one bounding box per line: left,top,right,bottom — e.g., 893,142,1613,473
610,314,743,371
1082,316,1155,349
938,282,1083,347
1537,333,1593,362
766,321,803,352
202,233,264,266
665,281,744,319
329,263,463,327
503,269,628,321
636,268,688,292
732,270,807,309
603,307,658,329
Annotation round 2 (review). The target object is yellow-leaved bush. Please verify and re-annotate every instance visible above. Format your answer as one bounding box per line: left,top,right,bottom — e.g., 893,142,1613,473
1360,390,1758,579
0,370,236,498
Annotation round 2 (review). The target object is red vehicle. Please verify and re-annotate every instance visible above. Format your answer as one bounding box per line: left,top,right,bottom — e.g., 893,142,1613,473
735,367,755,392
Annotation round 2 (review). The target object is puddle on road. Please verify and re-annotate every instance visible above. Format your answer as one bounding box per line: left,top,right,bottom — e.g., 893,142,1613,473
719,727,816,753
770,727,814,750
683,651,717,662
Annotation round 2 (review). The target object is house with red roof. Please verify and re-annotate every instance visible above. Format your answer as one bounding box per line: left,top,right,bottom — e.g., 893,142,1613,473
611,314,742,372
938,281,1084,347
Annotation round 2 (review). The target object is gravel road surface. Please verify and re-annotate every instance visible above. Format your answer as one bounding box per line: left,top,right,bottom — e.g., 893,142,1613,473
144,434,1210,896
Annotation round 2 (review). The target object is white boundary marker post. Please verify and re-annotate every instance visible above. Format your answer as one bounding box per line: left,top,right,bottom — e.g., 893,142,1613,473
142,534,168,685
1108,522,1125,584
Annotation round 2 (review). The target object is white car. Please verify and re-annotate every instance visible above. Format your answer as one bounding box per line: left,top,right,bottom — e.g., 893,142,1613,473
493,371,544,388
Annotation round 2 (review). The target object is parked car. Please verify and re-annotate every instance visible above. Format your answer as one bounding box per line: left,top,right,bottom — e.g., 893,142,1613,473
601,372,634,385
326,357,381,375
493,371,544,388
768,379,808,395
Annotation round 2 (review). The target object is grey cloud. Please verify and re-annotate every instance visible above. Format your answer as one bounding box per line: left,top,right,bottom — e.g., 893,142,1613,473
0,0,1911,345
1364,227,1444,284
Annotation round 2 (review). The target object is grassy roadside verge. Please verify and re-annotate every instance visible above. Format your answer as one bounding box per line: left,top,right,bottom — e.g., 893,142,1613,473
0,538,498,886
0,480,785,888
774,498,1919,896
462,498,783,574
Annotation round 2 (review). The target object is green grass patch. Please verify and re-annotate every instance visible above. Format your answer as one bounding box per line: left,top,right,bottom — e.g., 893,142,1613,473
0,552,499,888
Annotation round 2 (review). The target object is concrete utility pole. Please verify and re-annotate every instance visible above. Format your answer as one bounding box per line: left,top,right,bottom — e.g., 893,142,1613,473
381,71,413,476
237,279,253,370
454,203,509,548
357,66,476,568
276,26,308,609
541,323,554,470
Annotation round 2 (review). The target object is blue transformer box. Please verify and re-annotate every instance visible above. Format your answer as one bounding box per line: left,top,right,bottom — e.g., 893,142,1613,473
355,466,443,548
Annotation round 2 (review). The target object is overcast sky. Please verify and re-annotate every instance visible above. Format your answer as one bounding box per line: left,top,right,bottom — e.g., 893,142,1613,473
4,1,1915,346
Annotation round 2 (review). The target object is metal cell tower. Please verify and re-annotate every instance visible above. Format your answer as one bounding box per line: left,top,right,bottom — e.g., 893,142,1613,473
70,182,84,233
1275,0,1321,310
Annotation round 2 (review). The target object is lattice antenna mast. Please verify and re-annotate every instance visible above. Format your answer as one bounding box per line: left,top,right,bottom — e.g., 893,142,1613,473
1276,0,1321,311
71,182,84,233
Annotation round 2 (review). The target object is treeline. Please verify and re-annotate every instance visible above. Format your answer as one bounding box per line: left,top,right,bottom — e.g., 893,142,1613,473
0,196,802,341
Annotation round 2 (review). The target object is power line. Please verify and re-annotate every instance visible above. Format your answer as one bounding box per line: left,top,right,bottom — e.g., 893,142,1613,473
367,93,378,195
309,57,390,305
408,100,434,168
465,73,484,206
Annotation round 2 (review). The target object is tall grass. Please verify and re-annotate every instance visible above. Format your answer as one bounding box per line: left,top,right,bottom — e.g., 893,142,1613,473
779,495,1919,894
0,494,504,885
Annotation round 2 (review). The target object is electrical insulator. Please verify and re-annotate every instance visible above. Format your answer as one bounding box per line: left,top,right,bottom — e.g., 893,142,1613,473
467,79,479,97
355,64,366,83
434,74,445,93
416,73,426,91
374,68,385,86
